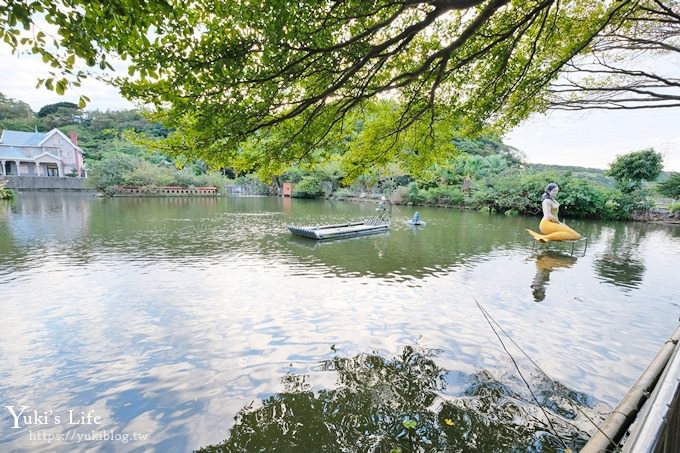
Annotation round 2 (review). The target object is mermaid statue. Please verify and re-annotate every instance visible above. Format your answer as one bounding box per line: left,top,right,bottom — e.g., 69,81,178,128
526,183,581,242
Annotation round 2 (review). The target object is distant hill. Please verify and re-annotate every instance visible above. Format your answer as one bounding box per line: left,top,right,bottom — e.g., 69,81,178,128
528,162,672,187
527,163,615,188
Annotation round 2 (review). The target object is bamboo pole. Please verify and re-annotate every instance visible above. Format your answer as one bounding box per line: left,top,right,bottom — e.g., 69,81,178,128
622,340,680,452
581,324,680,453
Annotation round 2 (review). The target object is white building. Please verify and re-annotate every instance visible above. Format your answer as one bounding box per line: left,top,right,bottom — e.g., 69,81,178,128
0,128,85,177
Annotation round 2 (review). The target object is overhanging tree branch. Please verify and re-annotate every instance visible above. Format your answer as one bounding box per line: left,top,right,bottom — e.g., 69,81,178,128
547,0,680,111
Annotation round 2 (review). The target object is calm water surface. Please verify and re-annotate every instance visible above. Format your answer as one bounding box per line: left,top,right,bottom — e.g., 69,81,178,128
1,193,679,452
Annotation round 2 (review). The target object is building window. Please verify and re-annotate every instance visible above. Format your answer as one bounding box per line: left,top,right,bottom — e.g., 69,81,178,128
47,165,58,176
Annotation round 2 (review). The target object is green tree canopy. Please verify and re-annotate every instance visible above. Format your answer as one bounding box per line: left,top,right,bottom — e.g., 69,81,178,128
120,0,639,170
1,0,675,173
0,93,32,121
606,148,664,193
657,172,680,198
37,102,79,118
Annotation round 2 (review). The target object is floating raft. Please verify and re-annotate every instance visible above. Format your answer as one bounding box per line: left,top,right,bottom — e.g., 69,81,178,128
288,219,389,240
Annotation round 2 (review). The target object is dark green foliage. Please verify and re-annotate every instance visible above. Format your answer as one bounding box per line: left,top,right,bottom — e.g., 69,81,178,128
87,153,226,194
0,93,32,121
37,107,82,130
602,189,653,220
37,102,79,118
657,172,680,199
87,153,144,190
88,110,169,137
556,177,609,219
292,176,324,198
405,182,425,205
403,185,465,206
0,187,15,200
606,149,664,193
471,170,608,219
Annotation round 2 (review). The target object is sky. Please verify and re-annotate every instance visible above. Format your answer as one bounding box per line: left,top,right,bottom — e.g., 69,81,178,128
1,47,679,172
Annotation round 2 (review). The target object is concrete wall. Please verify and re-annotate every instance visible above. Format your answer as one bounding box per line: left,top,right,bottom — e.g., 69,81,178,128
3,176,92,191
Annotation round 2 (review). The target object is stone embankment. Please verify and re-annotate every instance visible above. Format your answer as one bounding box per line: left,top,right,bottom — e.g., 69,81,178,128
631,208,680,224
4,176,90,191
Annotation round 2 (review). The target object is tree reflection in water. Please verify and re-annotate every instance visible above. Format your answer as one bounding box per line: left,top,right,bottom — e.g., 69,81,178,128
196,346,599,452
594,226,646,291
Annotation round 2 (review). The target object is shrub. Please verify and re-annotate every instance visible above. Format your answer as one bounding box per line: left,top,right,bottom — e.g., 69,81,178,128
403,182,425,204
87,153,144,191
333,188,354,199
557,177,608,219
669,202,680,214
292,176,324,198
173,168,200,187
470,170,608,218
423,186,464,206
658,172,680,199
87,152,227,194
602,188,652,220
194,173,228,192
124,161,175,186
0,187,14,200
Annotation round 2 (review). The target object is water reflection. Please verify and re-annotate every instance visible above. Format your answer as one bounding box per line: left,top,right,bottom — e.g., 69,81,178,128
593,226,646,290
1,193,91,275
1,194,679,452
530,252,578,302
2,194,672,287
196,346,595,452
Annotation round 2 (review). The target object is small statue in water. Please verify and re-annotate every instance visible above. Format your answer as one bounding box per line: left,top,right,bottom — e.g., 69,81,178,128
407,211,425,226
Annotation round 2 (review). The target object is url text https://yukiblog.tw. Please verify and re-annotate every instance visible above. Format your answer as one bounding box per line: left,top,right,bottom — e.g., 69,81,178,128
29,429,149,445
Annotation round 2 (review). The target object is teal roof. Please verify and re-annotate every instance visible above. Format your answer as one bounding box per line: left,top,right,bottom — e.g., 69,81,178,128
0,146,29,159
0,130,47,146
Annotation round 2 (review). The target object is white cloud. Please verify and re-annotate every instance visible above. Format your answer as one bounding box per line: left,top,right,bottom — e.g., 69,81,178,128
0,47,135,112
505,108,680,172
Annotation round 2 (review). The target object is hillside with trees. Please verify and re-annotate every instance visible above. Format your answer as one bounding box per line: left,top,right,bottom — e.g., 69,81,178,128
3,92,675,220
0,94,226,193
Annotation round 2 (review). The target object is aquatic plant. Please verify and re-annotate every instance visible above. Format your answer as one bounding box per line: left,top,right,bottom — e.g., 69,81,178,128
0,179,15,200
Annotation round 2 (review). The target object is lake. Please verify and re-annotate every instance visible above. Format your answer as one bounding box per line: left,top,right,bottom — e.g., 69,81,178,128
1,192,679,452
